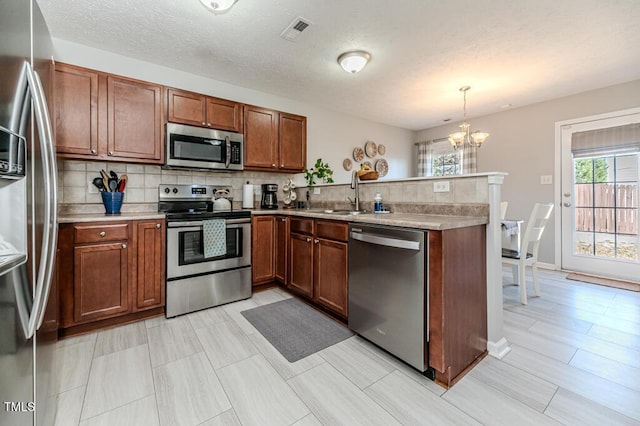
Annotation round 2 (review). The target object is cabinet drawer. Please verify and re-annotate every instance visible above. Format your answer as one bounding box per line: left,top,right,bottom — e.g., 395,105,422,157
316,220,348,242
289,218,314,235
74,223,130,244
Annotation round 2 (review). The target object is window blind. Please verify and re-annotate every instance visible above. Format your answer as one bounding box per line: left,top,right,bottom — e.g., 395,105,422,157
572,123,640,158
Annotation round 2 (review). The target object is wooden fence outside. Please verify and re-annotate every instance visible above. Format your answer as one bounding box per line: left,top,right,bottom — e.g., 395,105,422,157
575,183,638,235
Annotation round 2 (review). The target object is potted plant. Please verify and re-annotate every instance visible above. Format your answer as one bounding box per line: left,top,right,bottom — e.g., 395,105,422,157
303,158,334,187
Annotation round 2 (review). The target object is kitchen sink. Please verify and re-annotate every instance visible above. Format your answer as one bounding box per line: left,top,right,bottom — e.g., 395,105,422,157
323,209,369,216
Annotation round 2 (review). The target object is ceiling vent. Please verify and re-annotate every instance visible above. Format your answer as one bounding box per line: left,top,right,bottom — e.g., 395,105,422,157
280,16,312,42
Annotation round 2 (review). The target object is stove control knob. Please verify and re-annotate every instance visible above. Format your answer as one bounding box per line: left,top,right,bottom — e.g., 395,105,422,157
173,188,178,194
164,188,170,194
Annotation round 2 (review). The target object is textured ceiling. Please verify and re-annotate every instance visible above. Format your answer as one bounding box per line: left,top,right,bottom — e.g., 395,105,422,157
36,0,640,130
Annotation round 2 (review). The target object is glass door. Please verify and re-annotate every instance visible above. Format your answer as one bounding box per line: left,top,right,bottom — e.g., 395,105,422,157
560,111,640,280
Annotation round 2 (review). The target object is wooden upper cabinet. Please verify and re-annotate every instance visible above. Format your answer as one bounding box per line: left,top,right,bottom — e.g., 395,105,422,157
53,62,164,164
53,63,99,156
244,105,279,170
167,88,243,132
206,96,243,132
107,76,163,162
279,112,307,171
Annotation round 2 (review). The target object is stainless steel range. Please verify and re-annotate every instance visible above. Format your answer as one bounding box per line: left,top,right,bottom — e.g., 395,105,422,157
159,184,251,317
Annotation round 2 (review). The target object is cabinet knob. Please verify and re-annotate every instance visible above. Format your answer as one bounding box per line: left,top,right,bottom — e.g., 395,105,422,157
122,243,127,249
280,164,284,168
202,121,206,126
156,223,161,229
108,151,113,156
271,163,276,167
306,237,311,243
280,218,286,222
99,231,106,237
207,123,211,127
91,149,97,155
314,239,319,244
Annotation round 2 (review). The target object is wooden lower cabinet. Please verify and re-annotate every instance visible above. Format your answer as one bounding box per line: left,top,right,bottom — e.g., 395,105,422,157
288,231,314,297
275,216,288,283
287,218,348,317
428,225,487,387
251,216,276,285
314,237,348,317
134,220,165,310
58,219,165,335
73,241,130,323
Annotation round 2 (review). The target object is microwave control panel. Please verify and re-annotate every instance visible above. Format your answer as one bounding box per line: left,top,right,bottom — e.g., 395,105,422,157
230,142,242,164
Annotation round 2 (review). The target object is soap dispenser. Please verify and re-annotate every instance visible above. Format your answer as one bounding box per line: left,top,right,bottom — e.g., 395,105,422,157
374,192,383,212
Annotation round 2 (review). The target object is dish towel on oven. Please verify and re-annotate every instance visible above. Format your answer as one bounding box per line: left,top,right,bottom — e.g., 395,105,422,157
203,219,226,258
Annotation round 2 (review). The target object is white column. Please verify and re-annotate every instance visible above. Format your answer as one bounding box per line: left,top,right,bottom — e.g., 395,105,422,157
486,174,510,358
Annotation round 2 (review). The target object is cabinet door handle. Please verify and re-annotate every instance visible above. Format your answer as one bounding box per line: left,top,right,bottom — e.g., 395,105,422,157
306,237,311,243
202,121,206,126
156,223,161,228
91,149,97,155
108,151,113,156
314,239,319,244
280,164,284,168
99,231,106,237
122,244,127,249
280,218,286,222
207,123,211,127
271,163,276,167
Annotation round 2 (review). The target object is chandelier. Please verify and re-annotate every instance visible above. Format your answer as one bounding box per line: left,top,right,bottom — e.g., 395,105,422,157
448,86,489,150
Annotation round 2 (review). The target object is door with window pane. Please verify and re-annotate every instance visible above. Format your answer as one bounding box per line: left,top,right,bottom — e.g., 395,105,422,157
560,111,640,281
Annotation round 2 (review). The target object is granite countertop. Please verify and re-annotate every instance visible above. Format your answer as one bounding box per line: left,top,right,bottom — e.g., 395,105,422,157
58,212,166,223
251,209,487,231
58,207,487,230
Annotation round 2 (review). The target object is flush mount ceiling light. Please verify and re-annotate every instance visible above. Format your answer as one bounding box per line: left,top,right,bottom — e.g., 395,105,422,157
337,50,371,74
199,0,238,14
448,86,489,150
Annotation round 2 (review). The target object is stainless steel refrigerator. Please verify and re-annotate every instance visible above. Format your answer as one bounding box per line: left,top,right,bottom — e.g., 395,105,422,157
0,1,59,425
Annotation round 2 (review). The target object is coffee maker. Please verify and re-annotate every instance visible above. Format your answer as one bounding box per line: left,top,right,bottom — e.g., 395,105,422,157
261,184,278,209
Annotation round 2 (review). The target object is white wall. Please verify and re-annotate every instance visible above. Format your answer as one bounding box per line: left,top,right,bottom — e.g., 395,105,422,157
415,79,640,264
51,39,414,186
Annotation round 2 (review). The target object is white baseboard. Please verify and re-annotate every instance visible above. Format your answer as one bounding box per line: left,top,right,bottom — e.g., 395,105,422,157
487,338,511,359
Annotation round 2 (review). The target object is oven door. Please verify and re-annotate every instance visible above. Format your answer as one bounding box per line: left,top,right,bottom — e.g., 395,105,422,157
166,218,251,279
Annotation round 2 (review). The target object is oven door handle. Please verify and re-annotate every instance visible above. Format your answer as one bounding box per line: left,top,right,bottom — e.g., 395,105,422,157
167,218,250,228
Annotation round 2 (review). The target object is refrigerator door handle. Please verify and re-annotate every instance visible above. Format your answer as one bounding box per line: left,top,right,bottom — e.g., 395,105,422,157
22,61,58,335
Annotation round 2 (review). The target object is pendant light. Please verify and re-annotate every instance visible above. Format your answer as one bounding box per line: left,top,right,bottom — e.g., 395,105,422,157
448,86,489,150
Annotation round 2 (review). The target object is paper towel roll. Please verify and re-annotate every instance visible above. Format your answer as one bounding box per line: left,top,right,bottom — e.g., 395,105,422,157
242,184,254,209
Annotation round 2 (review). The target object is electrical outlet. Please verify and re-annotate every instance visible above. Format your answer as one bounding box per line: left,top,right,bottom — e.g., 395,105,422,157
433,181,450,193
540,175,553,185
313,187,321,195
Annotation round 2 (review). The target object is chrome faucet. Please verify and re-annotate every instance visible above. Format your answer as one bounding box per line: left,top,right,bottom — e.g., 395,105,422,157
349,171,360,211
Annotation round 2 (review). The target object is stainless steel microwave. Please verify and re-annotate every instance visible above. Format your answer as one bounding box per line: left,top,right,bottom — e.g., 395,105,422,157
165,123,243,171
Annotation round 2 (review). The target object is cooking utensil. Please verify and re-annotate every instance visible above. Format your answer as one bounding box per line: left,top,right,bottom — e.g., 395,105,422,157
108,178,118,192
92,177,106,192
110,170,118,180
117,174,128,192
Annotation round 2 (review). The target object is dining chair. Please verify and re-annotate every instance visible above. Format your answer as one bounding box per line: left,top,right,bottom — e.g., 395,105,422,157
501,203,554,304
500,201,508,220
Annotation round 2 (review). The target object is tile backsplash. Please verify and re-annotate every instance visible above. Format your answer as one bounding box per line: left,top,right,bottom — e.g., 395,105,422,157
58,159,295,209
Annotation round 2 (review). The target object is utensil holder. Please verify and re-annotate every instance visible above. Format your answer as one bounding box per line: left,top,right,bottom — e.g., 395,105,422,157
101,192,124,215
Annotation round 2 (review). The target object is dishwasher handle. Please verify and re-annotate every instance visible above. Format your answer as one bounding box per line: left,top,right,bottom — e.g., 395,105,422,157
350,230,421,251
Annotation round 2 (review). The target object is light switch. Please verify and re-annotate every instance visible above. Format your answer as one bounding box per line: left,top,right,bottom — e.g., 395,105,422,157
540,175,553,185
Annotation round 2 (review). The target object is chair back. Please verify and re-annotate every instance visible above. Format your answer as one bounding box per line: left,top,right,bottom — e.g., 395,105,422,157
521,203,554,257
500,201,508,220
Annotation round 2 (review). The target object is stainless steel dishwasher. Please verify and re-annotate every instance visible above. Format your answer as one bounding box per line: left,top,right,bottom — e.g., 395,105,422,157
348,223,431,374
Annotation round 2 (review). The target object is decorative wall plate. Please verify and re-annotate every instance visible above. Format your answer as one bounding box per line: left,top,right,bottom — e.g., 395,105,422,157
343,158,353,171
353,147,364,162
378,144,386,155
375,159,388,177
365,140,378,158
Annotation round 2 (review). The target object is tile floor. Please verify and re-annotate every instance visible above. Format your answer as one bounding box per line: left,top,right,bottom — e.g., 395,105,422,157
50,268,640,425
